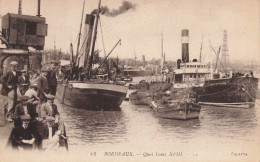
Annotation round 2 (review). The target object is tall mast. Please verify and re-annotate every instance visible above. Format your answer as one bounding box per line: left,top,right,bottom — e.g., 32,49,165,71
18,0,22,15
134,50,136,67
75,0,85,64
199,34,204,62
161,32,164,74
37,0,41,17
87,0,101,80
161,32,163,58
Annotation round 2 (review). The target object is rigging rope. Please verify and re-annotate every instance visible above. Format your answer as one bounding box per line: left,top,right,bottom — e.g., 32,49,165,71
245,89,255,102
99,16,106,57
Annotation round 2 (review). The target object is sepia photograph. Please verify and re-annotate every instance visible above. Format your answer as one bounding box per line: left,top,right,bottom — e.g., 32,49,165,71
0,0,259,161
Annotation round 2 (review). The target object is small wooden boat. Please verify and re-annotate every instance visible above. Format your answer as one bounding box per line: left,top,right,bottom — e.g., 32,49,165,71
198,101,255,109
151,98,201,120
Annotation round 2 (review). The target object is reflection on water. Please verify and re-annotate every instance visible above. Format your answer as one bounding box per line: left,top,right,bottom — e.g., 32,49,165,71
56,101,127,146
56,98,260,150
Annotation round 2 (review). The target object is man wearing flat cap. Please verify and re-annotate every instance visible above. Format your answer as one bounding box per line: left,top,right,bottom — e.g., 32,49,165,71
1,61,20,121
40,94,66,139
48,61,58,96
11,115,35,150
18,70,29,95
37,69,50,102
40,94,59,121
14,95,37,127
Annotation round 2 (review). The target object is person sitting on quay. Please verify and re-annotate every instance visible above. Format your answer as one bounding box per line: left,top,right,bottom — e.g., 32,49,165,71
10,115,36,151
37,69,50,103
1,61,21,122
18,70,30,95
39,94,67,139
13,95,37,127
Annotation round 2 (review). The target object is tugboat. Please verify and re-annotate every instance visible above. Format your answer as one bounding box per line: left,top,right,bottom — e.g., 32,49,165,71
56,0,128,110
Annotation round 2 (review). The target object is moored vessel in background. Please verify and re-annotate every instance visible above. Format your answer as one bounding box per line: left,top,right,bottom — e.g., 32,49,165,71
123,68,154,77
194,30,259,108
195,74,259,108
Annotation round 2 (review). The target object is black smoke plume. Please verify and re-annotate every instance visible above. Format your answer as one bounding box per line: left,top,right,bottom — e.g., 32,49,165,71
91,1,136,17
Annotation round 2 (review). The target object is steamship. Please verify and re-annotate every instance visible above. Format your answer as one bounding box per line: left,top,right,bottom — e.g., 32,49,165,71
194,30,259,108
56,0,128,111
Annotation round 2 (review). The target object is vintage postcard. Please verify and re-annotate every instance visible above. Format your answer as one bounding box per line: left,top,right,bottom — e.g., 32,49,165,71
0,0,259,161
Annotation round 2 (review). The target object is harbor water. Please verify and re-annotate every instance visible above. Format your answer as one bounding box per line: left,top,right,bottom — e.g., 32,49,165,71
56,97,260,160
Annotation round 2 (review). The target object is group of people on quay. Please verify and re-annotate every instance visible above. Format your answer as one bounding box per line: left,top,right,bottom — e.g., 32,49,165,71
1,60,68,151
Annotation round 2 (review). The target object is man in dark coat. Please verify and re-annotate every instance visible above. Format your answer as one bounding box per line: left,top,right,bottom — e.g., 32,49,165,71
39,94,67,139
14,95,37,121
1,61,20,121
18,70,29,95
37,69,50,103
11,115,35,150
48,61,58,95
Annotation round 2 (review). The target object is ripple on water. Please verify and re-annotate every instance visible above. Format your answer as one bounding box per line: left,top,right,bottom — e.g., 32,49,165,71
54,98,260,149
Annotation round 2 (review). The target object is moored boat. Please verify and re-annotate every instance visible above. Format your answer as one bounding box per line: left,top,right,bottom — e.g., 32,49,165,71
151,98,201,120
195,75,259,108
57,81,128,110
193,30,259,108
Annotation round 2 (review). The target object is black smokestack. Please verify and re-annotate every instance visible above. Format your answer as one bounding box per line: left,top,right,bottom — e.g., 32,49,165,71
181,29,189,63
83,14,95,70
92,1,136,17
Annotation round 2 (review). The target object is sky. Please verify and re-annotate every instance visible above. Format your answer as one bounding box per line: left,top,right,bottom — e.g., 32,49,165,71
0,0,259,63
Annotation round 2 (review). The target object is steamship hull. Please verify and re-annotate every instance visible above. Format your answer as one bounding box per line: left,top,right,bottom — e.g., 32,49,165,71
194,76,259,108
56,81,128,111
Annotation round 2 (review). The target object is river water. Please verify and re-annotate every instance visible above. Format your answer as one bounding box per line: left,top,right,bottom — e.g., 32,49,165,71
54,87,260,161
